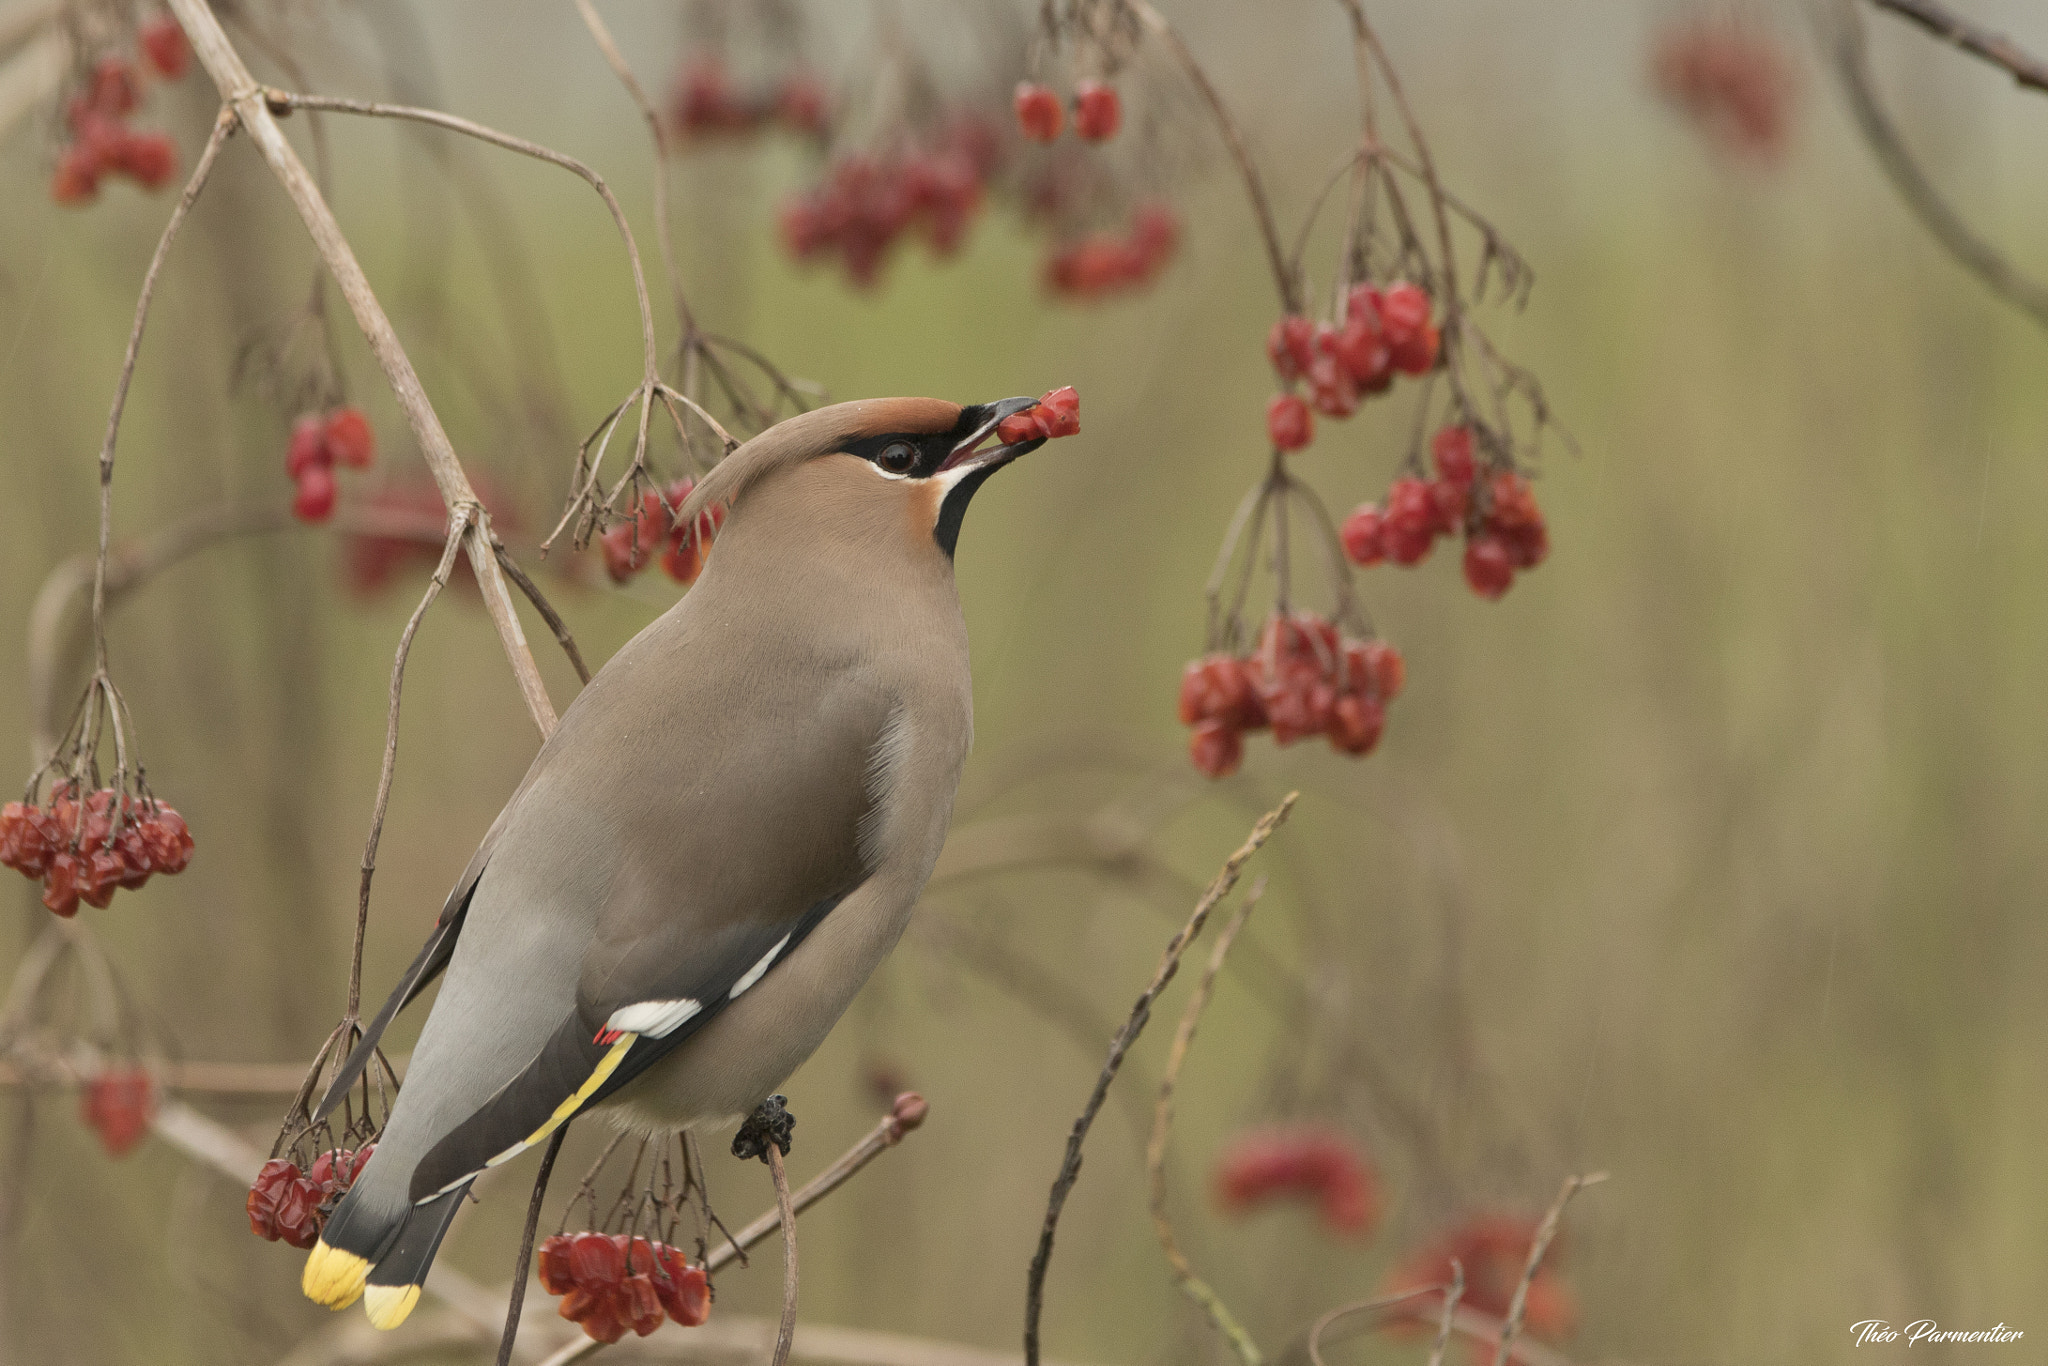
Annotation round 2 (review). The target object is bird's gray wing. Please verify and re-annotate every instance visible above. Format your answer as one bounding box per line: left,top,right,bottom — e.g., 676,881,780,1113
396,606,888,1202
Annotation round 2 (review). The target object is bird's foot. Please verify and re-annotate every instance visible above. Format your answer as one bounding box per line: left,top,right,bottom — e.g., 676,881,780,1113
731,1094,795,1163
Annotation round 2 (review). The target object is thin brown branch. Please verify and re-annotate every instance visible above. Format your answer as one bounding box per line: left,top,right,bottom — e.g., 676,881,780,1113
1868,0,2048,93
1146,880,1266,1366
1023,794,1298,1366
767,1143,799,1366
1125,0,1299,314
350,509,472,1017
88,107,239,681
497,1127,568,1366
494,545,592,685
1826,0,2048,330
1491,1172,1605,1366
1426,1261,1465,1366
1304,1286,1447,1366
164,0,559,737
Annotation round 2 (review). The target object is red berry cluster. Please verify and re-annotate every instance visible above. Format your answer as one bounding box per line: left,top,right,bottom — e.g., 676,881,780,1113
1652,15,1797,163
1264,282,1438,446
1,785,193,917
1177,613,1404,779
538,1231,711,1344
1212,1125,1379,1235
1044,202,1178,300
247,1145,375,1250
1340,426,1549,600
779,117,1001,287
51,49,183,205
669,57,830,140
81,1068,154,1158
1013,80,1121,143
995,385,1082,445
1383,1215,1576,1346
286,407,377,524
600,478,725,587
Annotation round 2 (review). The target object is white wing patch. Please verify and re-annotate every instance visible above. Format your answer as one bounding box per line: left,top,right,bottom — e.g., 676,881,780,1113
603,998,703,1038
858,704,913,871
729,933,792,1000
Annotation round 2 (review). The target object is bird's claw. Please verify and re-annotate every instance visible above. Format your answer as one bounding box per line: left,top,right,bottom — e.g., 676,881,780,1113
732,1093,795,1163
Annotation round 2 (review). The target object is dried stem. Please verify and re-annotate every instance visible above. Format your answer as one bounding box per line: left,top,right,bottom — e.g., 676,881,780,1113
350,508,471,1017
1126,0,1298,313
1490,1172,1605,1366
85,105,237,693
1426,1261,1465,1366
767,1143,798,1366
493,545,592,685
1023,794,1298,1366
497,1127,568,1366
164,0,558,736
1146,880,1266,1366
1867,0,2048,93
1824,0,2048,330
1304,1286,1448,1366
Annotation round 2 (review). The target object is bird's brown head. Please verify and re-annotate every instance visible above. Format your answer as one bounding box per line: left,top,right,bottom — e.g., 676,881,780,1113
673,395,1046,561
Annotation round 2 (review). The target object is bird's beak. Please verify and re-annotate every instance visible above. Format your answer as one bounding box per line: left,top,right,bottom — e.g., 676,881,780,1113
940,396,1046,477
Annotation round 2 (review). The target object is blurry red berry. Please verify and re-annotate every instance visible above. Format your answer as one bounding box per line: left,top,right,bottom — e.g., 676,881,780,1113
776,72,829,135
1321,314,1389,388
1014,83,1062,141
1304,356,1357,418
1327,693,1384,756
1378,282,1430,344
1072,81,1121,140
139,17,190,79
293,465,337,523
1188,720,1243,779
323,407,375,468
111,132,176,189
1130,201,1180,260
1429,476,1468,532
1340,504,1385,566
1464,536,1514,599
89,56,140,117
1266,316,1317,382
1266,393,1312,452
51,147,100,205
286,416,329,479
1431,425,1476,487
1212,1125,1379,1236
82,1069,154,1156
1361,639,1404,701
1390,321,1439,375
1382,1215,1575,1341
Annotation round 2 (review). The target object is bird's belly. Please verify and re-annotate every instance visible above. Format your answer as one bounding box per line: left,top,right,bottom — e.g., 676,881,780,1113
593,877,919,1135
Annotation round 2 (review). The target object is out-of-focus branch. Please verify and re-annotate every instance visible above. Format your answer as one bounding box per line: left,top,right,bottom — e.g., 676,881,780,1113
1825,0,2048,330
1146,881,1265,1366
767,1144,800,1366
1023,795,1298,1366
0,1053,407,1094
1867,0,2048,93
1490,1173,1604,1366
163,0,559,737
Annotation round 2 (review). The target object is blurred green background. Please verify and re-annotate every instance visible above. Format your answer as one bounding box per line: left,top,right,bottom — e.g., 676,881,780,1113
2,1,2046,1363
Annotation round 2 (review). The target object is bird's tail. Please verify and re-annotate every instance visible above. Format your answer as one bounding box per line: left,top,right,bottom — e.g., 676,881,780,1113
302,1159,471,1331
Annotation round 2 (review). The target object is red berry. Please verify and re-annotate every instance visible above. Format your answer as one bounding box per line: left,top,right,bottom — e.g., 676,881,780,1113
83,1070,154,1156
1428,477,1468,533
1073,82,1121,140
1035,385,1080,438
1131,202,1180,261
1431,425,1476,487
1340,504,1385,566
50,147,100,205
1361,639,1404,701
78,847,123,908
42,853,80,917
89,57,140,117
1463,536,1514,599
656,1254,710,1326
1390,321,1439,375
538,1235,576,1295
111,132,176,189
996,409,1042,445
1304,355,1357,418
777,73,829,135
286,416,328,478
139,17,190,79
1320,314,1389,388
140,807,192,874
323,407,376,469
1266,316,1317,382
1378,282,1431,344
293,465,337,523
1188,720,1243,779
1266,393,1312,452
1014,83,1062,141
1327,693,1384,755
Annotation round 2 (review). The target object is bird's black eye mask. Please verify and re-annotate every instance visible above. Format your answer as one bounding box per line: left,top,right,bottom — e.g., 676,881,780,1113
840,430,956,480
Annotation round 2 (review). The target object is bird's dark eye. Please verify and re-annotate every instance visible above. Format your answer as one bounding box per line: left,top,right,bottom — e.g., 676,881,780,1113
877,441,917,475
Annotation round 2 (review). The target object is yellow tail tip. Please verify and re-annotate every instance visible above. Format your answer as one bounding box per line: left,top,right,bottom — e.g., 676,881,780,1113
302,1240,372,1309
364,1283,421,1330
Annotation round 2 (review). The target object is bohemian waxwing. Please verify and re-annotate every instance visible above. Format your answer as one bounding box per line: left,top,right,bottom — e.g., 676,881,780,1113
299,394,1049,1327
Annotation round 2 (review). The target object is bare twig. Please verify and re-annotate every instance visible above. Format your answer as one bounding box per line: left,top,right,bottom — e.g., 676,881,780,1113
1867,0,2048,93
1491,1172,1605,1366
1023,795,1298,1366
1303,1286,1447,1366
1825,0,2048,330
767,1144,799,1366
164,0,559,736
493,546,593,685
497,1128,569,1366
1426,1260,1465,1366
1146,881,1266,1366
